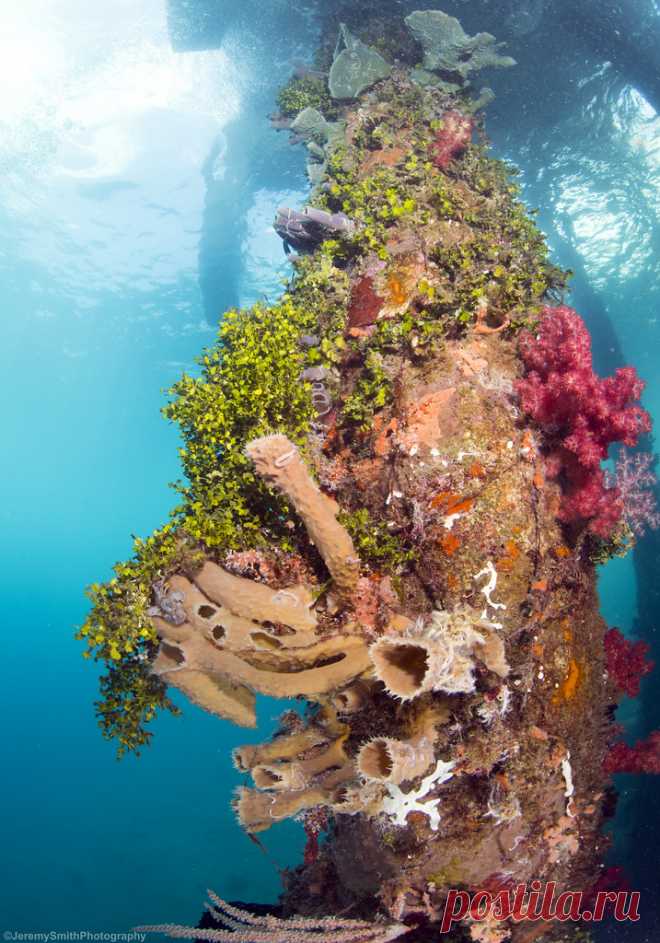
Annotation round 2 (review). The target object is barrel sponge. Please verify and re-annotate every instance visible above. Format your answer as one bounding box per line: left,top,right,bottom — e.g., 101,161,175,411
369,607,508,701
245,434,360,595
357,735,436,785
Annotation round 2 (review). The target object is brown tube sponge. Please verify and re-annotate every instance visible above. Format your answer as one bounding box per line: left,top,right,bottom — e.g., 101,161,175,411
194,561,317,633
245,435,360,595
357,735,436,785
152,629,370,699
234,785,331,832
233,728,328,772
166,574,318,652
475,627,509,678
251,736,351,792
331,681,369,714
166,668,256,728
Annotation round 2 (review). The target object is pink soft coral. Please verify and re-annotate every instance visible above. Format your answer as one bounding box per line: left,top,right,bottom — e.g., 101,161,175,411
517,306,651,536
604,732,660,774
431,110,474,170
604,627,655,698
607,448,660,537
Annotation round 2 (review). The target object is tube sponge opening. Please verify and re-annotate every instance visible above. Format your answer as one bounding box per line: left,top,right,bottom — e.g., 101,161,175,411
359,738,394,780
357,735,436,784
369,607,506,701
369,640,433,699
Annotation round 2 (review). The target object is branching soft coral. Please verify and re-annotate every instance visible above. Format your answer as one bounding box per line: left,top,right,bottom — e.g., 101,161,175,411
604,627,655,698
431,111,474,170
604,732,660,774
607,448,660,537
517,305,651,536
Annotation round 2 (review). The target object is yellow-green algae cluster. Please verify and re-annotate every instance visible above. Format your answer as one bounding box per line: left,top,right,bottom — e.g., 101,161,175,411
79,70,568,758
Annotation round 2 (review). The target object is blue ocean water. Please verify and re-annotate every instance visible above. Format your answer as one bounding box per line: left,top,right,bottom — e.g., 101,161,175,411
0,0,658,939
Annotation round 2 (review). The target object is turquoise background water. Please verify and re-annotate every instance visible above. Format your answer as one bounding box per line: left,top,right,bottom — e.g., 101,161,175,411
0,1,657,938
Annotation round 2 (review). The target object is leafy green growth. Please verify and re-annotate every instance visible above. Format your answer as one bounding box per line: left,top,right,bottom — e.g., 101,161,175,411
79,298,318,755
77,523,187,666
96,661,181,759
341,349,392,427
339,508,413,569
320,153,419,256
165,299,316,549
589,523,635,565
276,75,336,119
290,253,350,340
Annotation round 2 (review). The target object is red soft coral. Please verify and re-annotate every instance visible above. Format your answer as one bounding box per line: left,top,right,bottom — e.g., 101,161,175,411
431,110,474,170
604,732,660,774
517,306,651,536
604,627,655,698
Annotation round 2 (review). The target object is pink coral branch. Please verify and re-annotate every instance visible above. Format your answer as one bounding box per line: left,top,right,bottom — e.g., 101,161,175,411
604,732,660,775
606,449,660,537
516,306,651,536
431,110,474,170
604,628,655,698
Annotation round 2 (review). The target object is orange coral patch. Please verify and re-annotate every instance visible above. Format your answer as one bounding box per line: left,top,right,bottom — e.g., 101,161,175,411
560,618,573,643
532,579,548,592
387,274,408,306
399,387,456,450
496,539,520,573
555,658,581,702
520,429,536,460
440,533,461,556
533,462,545,489
373,417,398,458
467,461,486,478
360,146,406,176
430,491,474,515
553,544,571,559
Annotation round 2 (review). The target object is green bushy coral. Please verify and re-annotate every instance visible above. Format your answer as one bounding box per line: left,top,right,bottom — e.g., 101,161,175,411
165,299,317,549
341,349,392,427
277,75,336,119
339,508,413,570
78,298,319,755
